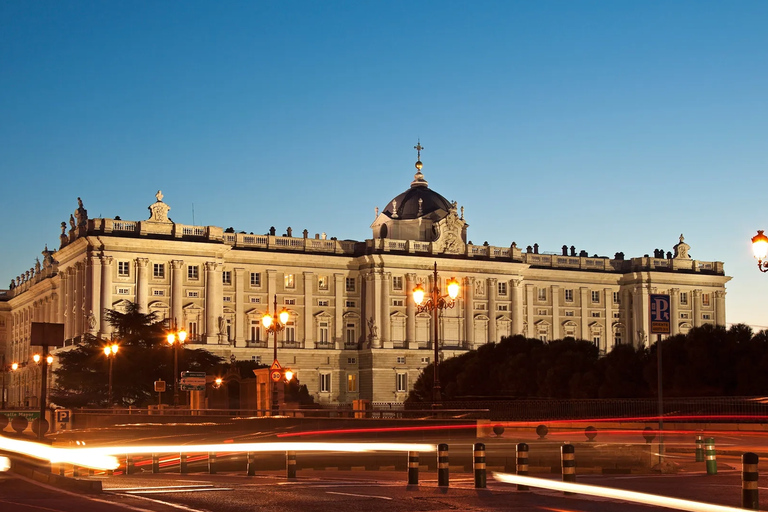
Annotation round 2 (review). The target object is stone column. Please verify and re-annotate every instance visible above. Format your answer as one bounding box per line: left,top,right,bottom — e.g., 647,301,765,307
580,287,590,340
487,278,497,343
74,264,84,338
551,285,560,340
405,273,416,349
464,276,475,346
58,271,68,332
89,256,102,334
693,289,702,328
303,272,314,348
234,268,245,345
204,262,222,344
511,278,523,336
669,288,679,336
51,293,60,324
525,284,535,338
171,260,183,327
136,258,149,313
633,285,650,348
603,288,612,350
714,290,726,327
381,272,391,348
334,273,344,347
100,256,113,335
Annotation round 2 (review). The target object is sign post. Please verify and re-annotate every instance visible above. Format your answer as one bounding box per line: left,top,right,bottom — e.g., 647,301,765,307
180,372,206,391
650,294,671,466
154,380,166,405
30,322,64,439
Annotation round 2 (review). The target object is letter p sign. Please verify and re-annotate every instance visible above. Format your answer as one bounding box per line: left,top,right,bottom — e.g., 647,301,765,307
650,294,671,334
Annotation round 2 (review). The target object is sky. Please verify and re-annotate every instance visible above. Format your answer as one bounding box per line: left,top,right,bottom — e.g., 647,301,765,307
1,1,766,328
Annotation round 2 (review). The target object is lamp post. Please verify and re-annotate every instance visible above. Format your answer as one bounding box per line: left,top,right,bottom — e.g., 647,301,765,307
167,326,188,407
262,294,289,415
752,230,768,271
412,262,460,407
103,343,119,407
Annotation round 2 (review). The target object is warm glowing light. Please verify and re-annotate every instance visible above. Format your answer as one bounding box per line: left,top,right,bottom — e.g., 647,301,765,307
11,362,18,371
0,436,118,470
215,377,223,387
284,370,293,382
412,284,425,305
33,354,41,364
753,230,768,261
46,355,53,364
167,333,176,345
278,308,290,325
262,313,273,329
178,330,187,343
446,277,460,299
104,346,111,356
493,473,746,512
0,456,10,472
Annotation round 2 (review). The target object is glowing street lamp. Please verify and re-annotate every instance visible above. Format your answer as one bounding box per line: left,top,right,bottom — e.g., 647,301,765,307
752,230,768,272
103,343,119,407
167,326,188,406
262,295,290,415
412,262,460,407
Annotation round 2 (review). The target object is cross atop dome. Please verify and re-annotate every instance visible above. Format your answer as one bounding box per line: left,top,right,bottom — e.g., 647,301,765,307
412,139,428,187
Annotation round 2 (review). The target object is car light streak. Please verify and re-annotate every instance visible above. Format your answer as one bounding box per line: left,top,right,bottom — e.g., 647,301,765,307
493,472,747,512
277,424,477,437
0,436,119,470
0,456,10,472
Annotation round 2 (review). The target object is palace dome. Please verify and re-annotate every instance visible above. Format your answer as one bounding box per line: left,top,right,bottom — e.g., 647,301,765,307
382,167,452,220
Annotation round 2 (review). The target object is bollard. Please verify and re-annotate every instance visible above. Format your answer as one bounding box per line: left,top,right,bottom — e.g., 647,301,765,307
152,453,160,474
407,451,419,486
561,444,576,495
208,452,217,475
58,463,66,477
516,443,529,492
474,442,486,489
180,453,188,474
73,465,80,477
437,443,449,487
126,454,134,475
246,452,256,476
705,437,717,475
695,435,704,462
286,450,297,479
742,452,759,510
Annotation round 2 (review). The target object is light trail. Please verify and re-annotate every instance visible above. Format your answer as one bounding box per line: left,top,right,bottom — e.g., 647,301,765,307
493,472,748,512
0,436,119,470
82,442,436,457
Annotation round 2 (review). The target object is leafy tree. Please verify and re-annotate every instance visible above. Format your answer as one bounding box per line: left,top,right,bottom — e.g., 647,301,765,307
52,302,223,408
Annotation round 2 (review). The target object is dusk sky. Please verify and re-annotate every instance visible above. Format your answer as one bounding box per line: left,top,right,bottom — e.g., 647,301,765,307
1,2,766,327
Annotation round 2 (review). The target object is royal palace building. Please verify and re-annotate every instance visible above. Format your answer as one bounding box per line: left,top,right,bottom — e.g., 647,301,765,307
0,152,730,407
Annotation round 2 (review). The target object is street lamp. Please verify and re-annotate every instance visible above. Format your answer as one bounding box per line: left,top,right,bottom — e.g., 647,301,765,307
1,356,19,410
103,343,119,407
167,326,187,407
752,230,768,272
412,262,460,407
262,294,289,415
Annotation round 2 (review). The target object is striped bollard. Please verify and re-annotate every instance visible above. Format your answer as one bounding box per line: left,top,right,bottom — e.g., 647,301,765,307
152,453,160,474
561,444,576,494
705,437,717,475
246,452,256,476
516,443,529,491
695,435,704,462
407,451,419,486
208,452,217,474
742,452,759,510
126,454,134,476
286,450,297,479
180,453,188,474
437,444,449,487
474,442,486,489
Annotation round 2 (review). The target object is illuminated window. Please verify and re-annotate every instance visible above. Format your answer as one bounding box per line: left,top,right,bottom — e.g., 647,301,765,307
318,275,328,290
347,374,358,392
702,293,711,306
284,274,295,288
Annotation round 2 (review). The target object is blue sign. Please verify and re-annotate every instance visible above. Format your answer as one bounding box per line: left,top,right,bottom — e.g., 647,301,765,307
650,294,671,334
55,409,71,423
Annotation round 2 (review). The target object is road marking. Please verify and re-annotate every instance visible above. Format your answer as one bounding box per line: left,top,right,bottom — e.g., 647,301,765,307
326,491,392,500
110,484,218,491
121,488,233,495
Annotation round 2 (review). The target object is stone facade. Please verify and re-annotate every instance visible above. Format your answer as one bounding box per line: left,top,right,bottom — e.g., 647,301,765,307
0,163,730,408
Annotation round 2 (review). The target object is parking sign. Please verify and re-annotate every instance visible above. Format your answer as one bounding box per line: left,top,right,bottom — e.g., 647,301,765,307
650,294,671,334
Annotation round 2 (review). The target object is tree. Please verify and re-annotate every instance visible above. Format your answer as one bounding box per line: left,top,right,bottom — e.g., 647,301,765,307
52,302,223,408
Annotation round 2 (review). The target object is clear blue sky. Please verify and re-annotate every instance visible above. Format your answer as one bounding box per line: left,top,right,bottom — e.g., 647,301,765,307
1,1,766,327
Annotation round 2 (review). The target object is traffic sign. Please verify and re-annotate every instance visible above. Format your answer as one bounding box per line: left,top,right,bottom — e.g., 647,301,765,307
650,294,671,334
180,372,206,391
55,409,71,424
154,380,166,392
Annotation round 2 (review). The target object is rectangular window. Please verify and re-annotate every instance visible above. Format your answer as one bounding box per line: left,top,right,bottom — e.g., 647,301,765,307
421,357,430,364
539,334,548,342
615,334,622,345
345,277,356,292
564,289,574,302
680,292,688,305
392,276,403,290
250,321,260,341
188,265,199,280
222,271,232,285
250,272,261,287
593,336,601,346
223,296,232,303
345,323,356,345
284,273,295,288
392,299,404,307
152,289,164,296
117,287,130,295
680,313,690,319
345,300,356,308
319,322,329,344
591,291,600,303
591,312,600,317
396,373,407,392
187,290,199,298
320,373,331,393
537,309,547,315
498,282,507,296
118,261,130,277
498,304,509,311
475,302,487,310
537,288,546,301
250,296,261,304
347,357,357,364
703,313,711,320
702,293,711,306
251,355,261,364
613,312,620,318
188,322,198,339
284,298,296,305
285,322,295,342
613,291,620,304
153,263,165,279
565,311,574,317
318,299,329,307
396,356,406,364
347,373,358,392
318,275,328,290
